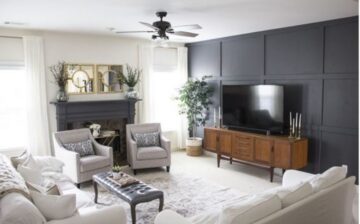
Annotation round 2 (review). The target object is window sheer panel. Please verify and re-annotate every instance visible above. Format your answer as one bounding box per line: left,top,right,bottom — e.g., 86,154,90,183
0,68,28,150
153,47,178,72
148,47,188,149
0,37,24,68
149,71,183,131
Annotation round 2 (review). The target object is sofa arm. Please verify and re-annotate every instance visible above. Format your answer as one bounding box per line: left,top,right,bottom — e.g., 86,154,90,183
47,205,127,224
282,170,316,187
155,210,191,224
160,135,171,152
91,138,113,166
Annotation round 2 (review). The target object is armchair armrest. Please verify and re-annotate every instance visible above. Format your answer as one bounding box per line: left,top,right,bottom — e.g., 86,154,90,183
160,135,171,152
91,138,113,166
54,147,80,183
47,205,127,224
282,169,316,187
155,210,191,224
127,139,138,165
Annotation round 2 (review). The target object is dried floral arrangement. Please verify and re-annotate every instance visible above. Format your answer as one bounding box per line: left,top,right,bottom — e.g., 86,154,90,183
49,61,67,88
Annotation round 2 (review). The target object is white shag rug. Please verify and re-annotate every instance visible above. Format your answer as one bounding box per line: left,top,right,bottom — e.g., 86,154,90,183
82,170,247,224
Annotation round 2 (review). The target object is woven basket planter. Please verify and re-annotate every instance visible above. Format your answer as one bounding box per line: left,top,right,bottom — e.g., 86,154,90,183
186,137,203,156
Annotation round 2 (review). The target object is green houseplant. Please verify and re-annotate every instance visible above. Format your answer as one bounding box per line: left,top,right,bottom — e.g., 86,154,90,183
123,64,141,89
176,76,213,156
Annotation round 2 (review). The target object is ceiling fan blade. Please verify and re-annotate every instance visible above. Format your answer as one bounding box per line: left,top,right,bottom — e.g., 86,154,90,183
171,24,202,30
171,31,199,37
139,22,159,31
116,31,155,34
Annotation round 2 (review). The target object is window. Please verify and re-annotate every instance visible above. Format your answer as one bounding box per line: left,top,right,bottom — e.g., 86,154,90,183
0,67,28,151
149,47,182,132
149,69,183,131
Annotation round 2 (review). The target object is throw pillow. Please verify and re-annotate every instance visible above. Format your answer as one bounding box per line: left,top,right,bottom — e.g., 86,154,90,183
310,165,348,192
10,150,30,168
31,156,65,173
63,139,95,157
133,131,160,147
17,165,43,186
265,182,313,208
218,193,281,224
27,182,59,195
0,192,46,224
30,191,76,221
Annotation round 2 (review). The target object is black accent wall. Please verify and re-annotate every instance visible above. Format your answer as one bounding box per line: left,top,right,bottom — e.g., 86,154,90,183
186,17,359,179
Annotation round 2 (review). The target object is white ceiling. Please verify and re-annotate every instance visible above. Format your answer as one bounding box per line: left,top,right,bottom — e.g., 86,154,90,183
0,0,358,43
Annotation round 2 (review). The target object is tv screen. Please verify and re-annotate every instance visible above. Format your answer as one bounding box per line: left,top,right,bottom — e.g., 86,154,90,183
222,85,284,134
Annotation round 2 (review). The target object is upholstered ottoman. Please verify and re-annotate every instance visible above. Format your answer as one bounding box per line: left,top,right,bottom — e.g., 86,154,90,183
93,172,164,224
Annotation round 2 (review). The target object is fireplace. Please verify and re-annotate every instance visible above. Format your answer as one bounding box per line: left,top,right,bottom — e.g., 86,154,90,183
51,99,139,165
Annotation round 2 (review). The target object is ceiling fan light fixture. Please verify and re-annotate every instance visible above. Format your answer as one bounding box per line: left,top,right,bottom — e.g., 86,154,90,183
116,11,201,40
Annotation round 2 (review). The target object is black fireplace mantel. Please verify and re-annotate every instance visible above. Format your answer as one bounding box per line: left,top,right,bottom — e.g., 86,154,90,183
50,99,140,131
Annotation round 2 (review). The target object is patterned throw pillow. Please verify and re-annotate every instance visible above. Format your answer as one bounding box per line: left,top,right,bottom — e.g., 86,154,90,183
63,139,95,157
133,132,160,147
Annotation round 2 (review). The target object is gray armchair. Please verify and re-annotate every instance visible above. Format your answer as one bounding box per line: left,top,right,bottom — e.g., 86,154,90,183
126,123,171,175
53,128,113,186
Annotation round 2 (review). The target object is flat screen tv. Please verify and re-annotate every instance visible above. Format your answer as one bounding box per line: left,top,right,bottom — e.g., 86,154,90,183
222,84,284,134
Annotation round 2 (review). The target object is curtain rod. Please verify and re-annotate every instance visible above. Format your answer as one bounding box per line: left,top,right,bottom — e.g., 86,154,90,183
0,35,22,39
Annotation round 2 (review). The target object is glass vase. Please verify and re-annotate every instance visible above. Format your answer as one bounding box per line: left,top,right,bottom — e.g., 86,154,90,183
57,86,69,102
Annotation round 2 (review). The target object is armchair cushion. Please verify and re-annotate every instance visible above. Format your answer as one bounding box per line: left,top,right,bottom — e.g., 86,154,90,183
133,131,160,147
137,146,167,160
80,155,110,172
63,139,95,157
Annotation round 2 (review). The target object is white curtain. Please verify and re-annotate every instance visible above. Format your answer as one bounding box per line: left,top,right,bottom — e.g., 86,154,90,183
23,36,51,156
176,47,188,149
138,46,188,150
137,45,153,124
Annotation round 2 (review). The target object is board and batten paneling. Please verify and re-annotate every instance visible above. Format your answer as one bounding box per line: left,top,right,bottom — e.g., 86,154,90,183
186,16,358,180
324,21,359,74
265,27,323,75
222,35,263,77
188,41,221,78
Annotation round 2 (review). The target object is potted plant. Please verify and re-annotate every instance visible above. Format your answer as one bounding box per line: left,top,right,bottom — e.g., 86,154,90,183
122,64,141,99
50,61,68,102
176,76,214,156
112,165,122,179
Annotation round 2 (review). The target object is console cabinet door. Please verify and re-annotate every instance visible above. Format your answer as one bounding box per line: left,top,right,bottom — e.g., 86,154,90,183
232,133,254,161
254,138,273,164
204,129,218,152
219,132,232,155
273,141,291,168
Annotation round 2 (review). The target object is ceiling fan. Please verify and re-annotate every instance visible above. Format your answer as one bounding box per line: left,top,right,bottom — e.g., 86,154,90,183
116,11,202,40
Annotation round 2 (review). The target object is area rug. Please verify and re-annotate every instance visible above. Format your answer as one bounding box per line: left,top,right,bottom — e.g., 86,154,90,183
82,170,247,224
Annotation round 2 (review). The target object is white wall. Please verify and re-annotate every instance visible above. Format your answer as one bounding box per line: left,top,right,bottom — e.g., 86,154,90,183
0,28,183,137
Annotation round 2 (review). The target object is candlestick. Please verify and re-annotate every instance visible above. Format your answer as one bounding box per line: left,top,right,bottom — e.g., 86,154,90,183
290,112,292,127
297,113,302,139
295,113,298,129
213,108,217,127
218,107,222,128
292,118,295,135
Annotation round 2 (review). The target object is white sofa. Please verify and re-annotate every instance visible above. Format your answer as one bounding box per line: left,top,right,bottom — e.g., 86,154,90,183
155,169,357,224
0,153,126,224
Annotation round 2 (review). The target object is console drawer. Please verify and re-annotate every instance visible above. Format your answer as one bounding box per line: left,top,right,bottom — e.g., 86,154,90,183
232,133,254,161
